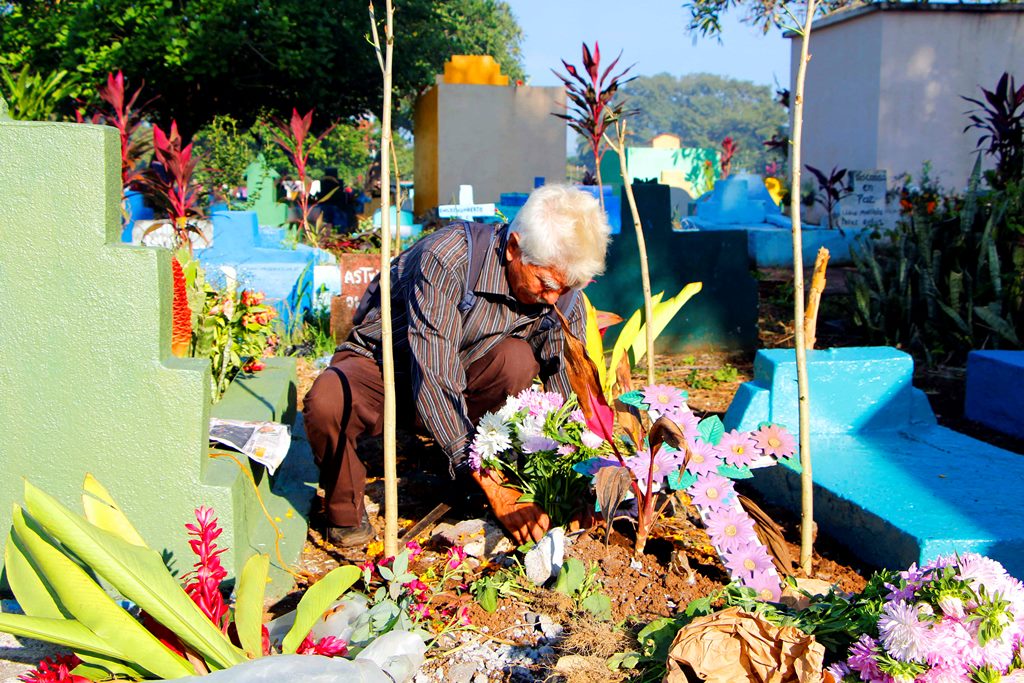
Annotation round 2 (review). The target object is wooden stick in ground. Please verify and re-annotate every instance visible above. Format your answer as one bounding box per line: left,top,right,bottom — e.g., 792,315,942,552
606,119,656,387
390,140,403,255
790,0,819,576
369,0,398,557
803,247,830,350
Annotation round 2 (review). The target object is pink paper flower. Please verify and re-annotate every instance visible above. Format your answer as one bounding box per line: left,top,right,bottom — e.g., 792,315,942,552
704,507,758,553
752,424,796,458
641,384,685,414
687,472,734,511
744,569,782,601
685,439,722,477
724,542,775,579
716,429,760,467
664,405,700,439
627,448,679,490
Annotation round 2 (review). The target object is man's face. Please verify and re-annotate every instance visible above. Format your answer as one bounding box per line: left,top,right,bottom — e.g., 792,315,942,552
505,233,571,306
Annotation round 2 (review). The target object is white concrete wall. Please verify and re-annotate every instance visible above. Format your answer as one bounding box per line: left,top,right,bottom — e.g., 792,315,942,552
793,7,1024,190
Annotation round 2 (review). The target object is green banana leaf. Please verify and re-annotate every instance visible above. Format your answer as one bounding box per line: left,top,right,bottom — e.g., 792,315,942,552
281,565,361,654
81,474,148,548
235,553,270,659
75,651,152,681
629,282,703,365
4,520,67,619
23,481,246,671
0,613,123,661
12,507,190,679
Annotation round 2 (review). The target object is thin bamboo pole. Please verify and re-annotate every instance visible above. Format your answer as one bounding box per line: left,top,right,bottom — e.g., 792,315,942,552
608,120,655,387
370,0,398,557
790,0,818,575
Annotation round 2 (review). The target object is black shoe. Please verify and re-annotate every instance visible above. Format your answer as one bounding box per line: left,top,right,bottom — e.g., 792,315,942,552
326,517,375,548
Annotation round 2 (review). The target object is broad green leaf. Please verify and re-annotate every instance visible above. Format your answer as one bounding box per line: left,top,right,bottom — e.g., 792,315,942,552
630,283,703,365
282,565,361,654
0,613,122,660
607,308,643,395
582,293,607,391
975,304,1021,345
235,554,270,658
75,652,151,680
554,558,586,596
477,585,498,613
581,593,612,620
23,481,245,671
81,474,147,548
697,416,725,445
13,508,190,679
5,516,67,619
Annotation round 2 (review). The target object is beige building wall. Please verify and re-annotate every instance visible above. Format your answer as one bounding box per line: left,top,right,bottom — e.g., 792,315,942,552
793,5,1024,189
414,84,567,215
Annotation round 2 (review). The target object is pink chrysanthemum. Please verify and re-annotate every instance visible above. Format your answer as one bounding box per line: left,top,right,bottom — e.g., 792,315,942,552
824,662,853,682
716,429,761,467
687,472,734,511
685,439,722,477
957,553,1011,591
724,541,775,579
580,429,605,449
704,507,758,553
515,388,564,416
919,665,972,683
744,569,782,601
641,384,686,414
924,618,973,668
569,409,586,424
557,444,578,457
879,599,932,662
752,424,796,458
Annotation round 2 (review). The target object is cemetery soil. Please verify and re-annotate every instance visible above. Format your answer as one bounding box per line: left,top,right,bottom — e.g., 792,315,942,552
283,272,1020,678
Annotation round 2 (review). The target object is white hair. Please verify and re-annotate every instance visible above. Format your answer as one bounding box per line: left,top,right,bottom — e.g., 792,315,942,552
510,185,611,289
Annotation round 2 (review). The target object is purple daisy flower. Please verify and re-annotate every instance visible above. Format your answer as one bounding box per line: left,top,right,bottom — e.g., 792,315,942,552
685,439,722,477
626,448,679,491
641,383,686,415
716,429,761,467
743,570,782,602
704,507,758,553
724,541,775,579
847,635,885,681
879,599,932,662
663,405,700,439
522,435,559,453
687,472,734,511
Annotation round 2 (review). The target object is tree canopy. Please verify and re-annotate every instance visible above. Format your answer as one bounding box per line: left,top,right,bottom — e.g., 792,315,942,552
0,0,525,134
573,72,787,177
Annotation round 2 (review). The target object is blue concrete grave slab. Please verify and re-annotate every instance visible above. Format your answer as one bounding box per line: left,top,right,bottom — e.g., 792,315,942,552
965,350,1024,440
684,174,870,267
725,347,1024,575
195,209,332,328
121,189,153,242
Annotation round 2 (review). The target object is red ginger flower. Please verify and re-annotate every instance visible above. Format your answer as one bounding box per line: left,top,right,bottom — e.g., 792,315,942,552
296,635,349,657
170,255,191,357
19,655,88,683
183,506,229,630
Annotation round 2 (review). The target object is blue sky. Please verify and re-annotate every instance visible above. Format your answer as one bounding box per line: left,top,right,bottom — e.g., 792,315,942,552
506,0,792,90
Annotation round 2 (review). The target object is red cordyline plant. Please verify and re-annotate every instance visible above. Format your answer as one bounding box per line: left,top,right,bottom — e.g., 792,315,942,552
273,108,336,245
720,136,739,179
76,71,152,190
140,121,204,252
552,42,634,202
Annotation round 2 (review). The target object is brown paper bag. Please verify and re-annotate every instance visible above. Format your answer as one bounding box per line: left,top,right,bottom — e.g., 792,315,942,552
663,607,832,683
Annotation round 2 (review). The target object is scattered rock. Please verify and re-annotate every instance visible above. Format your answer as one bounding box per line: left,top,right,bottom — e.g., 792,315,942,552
446,661,478,683
780,577,837,610
432,519,512,558
525,527,565,585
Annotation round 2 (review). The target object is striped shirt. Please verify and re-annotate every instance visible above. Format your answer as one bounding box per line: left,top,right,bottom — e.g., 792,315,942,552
341,223,586,472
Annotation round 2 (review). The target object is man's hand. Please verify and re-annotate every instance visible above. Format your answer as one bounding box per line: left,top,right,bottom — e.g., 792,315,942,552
471,468,550,544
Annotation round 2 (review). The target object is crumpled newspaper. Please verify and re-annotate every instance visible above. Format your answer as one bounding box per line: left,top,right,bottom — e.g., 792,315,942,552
663,607,833,683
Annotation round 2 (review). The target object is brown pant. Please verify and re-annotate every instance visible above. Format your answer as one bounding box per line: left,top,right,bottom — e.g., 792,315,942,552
303,338,540,527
